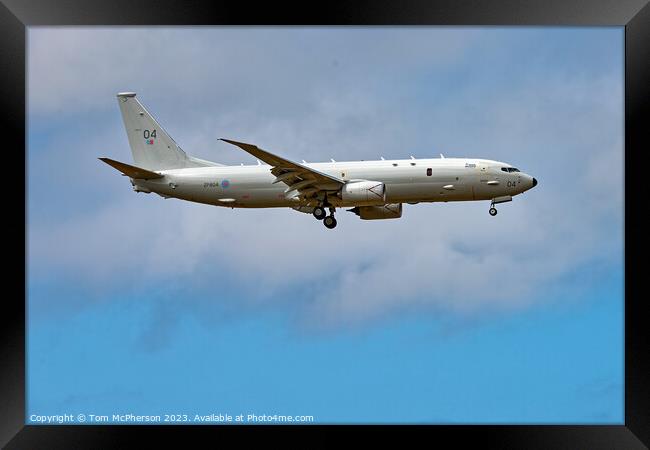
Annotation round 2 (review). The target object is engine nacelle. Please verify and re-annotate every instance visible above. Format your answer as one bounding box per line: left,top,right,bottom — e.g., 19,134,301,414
349,203,402,220
340,180,386,206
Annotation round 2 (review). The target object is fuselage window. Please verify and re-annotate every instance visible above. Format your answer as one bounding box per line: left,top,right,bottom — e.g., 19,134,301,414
426,168,432,176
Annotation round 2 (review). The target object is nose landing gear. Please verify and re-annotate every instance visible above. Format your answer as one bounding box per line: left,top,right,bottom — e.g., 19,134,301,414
488,196,512,216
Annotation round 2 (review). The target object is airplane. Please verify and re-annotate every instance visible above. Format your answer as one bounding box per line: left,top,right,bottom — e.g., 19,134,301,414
101,92,537,229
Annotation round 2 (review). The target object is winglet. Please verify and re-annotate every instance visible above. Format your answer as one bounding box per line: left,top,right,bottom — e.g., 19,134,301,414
219,138,256,150
99,157,164,179
219,138,268,158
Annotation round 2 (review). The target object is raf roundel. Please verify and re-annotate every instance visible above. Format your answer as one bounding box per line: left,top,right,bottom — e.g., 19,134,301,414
221,179,230,188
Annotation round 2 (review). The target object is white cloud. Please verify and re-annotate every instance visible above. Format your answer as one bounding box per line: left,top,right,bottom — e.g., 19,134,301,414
27,27,623,330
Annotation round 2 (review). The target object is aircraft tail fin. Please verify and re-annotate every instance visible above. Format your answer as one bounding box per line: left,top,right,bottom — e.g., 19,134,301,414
116,92,222,170
99,157,164,179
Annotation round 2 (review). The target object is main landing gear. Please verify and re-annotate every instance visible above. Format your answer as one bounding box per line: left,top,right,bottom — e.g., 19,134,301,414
313,195,337,229
313,206,327,220
318,206,337,229
323,215,337,229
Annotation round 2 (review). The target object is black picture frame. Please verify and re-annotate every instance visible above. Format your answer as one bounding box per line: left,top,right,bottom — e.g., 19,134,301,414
3,0,648,447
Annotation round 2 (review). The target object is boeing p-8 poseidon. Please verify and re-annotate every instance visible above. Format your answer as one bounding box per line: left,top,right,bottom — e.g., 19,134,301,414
101,93,538,229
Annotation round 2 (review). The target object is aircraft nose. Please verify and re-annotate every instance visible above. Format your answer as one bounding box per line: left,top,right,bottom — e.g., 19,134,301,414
532,177,538,188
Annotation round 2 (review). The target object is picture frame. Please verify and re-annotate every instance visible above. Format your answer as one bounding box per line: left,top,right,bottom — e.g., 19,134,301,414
2,0,647,446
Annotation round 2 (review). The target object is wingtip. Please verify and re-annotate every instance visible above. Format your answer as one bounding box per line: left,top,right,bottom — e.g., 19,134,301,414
220,138,257,149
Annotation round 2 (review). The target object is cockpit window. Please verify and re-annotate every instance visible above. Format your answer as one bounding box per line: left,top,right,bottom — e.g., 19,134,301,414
501,167,521,173
501,167,508,172
510,168,520,172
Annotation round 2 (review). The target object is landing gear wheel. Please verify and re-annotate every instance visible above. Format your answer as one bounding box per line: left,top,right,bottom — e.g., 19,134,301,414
313,206,326,220
489,207,498,216
323,215,337,229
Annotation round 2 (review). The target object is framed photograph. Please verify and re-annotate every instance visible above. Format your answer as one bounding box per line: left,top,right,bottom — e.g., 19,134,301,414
3,0,648,447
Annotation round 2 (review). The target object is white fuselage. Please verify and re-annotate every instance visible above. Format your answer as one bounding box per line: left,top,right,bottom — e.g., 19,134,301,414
133,157,536,208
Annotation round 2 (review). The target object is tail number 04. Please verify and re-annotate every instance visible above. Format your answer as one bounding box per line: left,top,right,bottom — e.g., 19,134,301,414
143,129,157,139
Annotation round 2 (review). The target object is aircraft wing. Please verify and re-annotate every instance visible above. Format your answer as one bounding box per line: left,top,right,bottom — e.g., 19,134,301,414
220,138,344,200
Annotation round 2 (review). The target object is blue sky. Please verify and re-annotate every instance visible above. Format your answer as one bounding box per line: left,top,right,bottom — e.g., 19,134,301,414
27,27,623,423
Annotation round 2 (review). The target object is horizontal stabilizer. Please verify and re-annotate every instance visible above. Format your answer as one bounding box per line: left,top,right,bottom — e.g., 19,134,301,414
99,157,164,179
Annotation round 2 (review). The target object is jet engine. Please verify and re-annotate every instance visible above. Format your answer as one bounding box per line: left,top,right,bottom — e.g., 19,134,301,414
348,203,403,220
340,180,386,206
